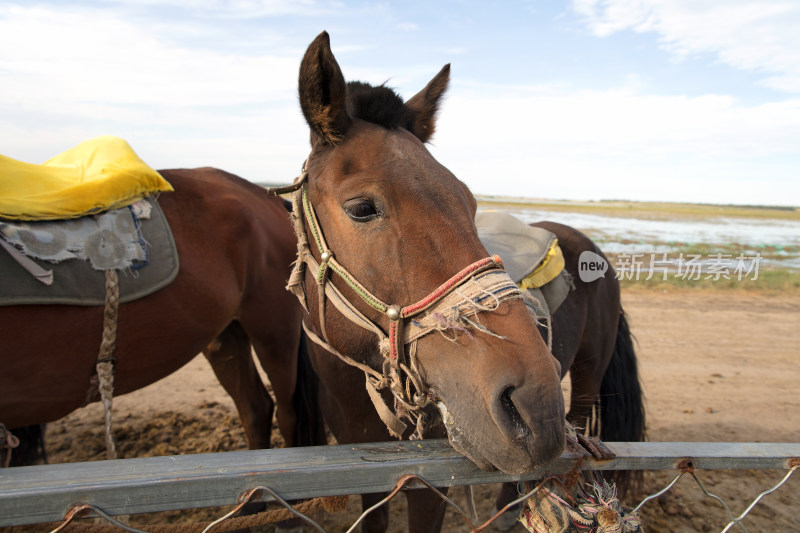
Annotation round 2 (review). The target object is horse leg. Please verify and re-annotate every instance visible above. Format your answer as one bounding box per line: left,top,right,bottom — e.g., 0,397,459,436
568,310,646,497
357,485,446,533
251,332,326,449
203,321,274,450
236,283,308,449
568,309,645,443
492,482,522,531
567,354,608,436
406,488,447,533
248,333,301,448
360,492,390,533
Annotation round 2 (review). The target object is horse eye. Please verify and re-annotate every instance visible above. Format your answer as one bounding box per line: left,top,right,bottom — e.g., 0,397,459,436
344,199,379,222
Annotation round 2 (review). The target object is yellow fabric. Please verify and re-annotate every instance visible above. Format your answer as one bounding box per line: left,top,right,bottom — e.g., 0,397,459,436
0,136,173,221
518,239,565,290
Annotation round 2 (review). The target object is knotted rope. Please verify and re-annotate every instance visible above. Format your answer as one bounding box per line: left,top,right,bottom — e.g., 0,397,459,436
0,423,20,468
97,269,119,460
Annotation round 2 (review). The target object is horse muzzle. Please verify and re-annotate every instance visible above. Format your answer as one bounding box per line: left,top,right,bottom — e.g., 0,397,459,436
437,387,566,474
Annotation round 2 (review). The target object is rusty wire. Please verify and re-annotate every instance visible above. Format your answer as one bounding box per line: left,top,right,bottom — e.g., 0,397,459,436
719,463,798,533
200,486,327,533
48,504,147,533
631,461,798,533
45,462,798,533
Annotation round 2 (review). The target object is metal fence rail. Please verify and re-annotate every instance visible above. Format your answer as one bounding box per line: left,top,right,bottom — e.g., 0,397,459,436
1,440,798,527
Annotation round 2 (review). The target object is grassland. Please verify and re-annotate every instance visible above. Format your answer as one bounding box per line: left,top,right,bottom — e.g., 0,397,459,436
476,196,800,294
476,196,800,221
616,268,800,293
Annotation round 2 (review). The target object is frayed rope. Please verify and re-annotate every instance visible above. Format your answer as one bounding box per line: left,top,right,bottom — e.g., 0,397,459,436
521,473,643,533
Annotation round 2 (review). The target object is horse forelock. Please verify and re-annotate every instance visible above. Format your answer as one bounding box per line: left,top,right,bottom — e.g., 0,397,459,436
346,81,411,131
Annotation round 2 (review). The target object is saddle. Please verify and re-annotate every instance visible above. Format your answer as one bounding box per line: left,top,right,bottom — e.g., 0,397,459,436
0,137,178,305
476,210,573,321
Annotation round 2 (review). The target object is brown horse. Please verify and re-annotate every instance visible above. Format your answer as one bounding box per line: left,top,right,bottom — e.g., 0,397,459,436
0,168,319,464
286,32,567,532
288,33,645,532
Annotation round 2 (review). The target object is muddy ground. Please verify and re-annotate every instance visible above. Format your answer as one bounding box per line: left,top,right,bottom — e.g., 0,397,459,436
6,289,800,532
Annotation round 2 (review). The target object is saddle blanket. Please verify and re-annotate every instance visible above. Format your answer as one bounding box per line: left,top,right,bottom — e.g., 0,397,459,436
1,200,152,270
476,210,572,317
0,136,173,221
0,197,179,306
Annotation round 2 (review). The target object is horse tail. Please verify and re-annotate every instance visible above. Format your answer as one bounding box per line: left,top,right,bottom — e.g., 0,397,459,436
599,308,646,443
292,331,327,447
598,308,645,495
8,424,48,467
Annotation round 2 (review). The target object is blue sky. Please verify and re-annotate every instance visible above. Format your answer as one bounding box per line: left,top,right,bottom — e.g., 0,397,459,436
1,1,799,206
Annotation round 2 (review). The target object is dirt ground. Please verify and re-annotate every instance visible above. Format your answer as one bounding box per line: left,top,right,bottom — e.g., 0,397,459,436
7,289,800,532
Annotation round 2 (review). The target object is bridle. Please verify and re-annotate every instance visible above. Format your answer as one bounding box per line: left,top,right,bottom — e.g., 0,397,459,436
269,165,526,439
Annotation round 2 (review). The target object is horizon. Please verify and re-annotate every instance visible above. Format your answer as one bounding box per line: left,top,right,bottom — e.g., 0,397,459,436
1,1,799,207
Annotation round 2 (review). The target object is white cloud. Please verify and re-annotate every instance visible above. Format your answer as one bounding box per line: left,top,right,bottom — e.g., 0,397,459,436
94,0,322,18
571,0,800,93
555,1,800,204
0,4,308,176
0,5,297,107
431,84,800,205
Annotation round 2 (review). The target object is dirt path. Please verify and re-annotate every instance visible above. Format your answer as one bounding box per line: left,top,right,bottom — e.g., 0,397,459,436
10,289,800,532
615,290,800,532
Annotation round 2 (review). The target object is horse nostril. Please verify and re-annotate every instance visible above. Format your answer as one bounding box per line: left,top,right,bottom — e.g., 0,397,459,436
501,386,530,441
501,386,514,410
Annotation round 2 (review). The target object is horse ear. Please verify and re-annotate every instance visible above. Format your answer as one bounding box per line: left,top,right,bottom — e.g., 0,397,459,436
299,31,351,146
405,64,450,143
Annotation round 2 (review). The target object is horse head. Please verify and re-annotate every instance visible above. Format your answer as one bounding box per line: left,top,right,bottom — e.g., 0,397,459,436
290,31,565,474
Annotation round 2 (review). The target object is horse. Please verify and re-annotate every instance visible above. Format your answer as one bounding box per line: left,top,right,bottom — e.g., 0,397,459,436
285,33,645,533
280,32,570,533
0,168,321,465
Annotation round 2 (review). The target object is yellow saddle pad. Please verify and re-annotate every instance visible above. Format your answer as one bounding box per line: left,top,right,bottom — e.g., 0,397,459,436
0,136,173,221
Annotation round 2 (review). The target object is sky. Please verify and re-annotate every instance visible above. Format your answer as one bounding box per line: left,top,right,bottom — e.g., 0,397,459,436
1,1,799,206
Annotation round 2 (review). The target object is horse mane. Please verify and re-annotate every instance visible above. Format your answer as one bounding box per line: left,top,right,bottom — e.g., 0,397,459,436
346,81,412,131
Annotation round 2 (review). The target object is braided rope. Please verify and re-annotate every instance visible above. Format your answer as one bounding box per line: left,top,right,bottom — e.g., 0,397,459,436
328,259,388,313
388,322,399,360
97,269,120,460
401,255,502,317
301,187,325,264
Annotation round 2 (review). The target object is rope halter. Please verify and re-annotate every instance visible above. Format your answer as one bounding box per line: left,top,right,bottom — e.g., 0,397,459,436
269,168,526,439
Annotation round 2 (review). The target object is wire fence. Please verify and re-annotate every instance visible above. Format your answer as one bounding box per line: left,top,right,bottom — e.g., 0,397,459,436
2,440,798,532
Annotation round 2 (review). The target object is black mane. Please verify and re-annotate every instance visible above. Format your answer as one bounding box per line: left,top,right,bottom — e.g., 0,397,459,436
346,81,412,131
